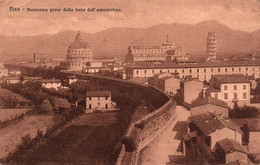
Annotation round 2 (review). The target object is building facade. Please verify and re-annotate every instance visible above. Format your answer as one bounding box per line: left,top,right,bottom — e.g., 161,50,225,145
181,79,204,105
126,36,189,63
41,79,62,90
148,72,181,95
86,91,116,111
67,32,93,71
190,97,229,118
125,60,260,81
208,74,251,107
184,113,245,165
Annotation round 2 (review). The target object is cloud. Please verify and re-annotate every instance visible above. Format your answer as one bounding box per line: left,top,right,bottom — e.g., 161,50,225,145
0,0,260,36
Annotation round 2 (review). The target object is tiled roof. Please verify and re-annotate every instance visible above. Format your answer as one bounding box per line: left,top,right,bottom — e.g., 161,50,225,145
68,75,77,79
212,74,250,84
189,113,243,135
86,91,111,97
129,77,148,84
217,138,247,154
131,46,163,49
41,79,61,83
191,97,229,109
127,60,260,69
23,76,42,80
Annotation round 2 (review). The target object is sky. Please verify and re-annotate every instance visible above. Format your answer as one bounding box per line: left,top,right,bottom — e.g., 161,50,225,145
0,0,260,36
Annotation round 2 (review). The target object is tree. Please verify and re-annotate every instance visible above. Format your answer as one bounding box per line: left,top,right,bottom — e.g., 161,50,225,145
53,98,71,113
40,99,53,113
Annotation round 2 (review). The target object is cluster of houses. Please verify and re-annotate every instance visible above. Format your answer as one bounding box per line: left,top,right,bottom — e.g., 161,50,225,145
182,95,260,164
129,71,260,164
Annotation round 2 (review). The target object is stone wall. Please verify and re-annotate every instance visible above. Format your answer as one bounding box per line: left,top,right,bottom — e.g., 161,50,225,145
117,100,176,165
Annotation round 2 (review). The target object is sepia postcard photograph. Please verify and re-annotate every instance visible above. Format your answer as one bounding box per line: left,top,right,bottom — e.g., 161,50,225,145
0,0,260,164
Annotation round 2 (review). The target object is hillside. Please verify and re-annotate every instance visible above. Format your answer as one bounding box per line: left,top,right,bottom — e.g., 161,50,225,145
0,20,260,61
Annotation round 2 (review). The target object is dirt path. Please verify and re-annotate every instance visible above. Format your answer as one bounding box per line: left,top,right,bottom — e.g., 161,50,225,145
138,106,190,165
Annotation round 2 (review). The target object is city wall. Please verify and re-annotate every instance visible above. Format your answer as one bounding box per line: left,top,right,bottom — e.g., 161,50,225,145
117,100,176,165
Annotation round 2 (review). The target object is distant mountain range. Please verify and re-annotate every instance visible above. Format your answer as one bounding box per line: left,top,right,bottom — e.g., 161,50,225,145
0,20,260,61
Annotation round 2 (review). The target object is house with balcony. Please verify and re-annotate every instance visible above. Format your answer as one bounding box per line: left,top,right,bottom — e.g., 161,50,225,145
208,74,251,107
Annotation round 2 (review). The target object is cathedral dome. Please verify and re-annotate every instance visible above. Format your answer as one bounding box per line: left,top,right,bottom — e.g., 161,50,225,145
68,32,89,49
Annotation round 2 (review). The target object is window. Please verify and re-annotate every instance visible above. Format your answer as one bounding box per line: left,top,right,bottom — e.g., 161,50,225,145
98,102,100,106
197,69,199,73
144,70,146,74
204,69,206,73
232,68,234,72
218,68,220,72
243,93,247,99
89,97,91,100
98,97,100,101
234,85,237,90
239,67,241,72
105,104,108,109
214,93,218,99
225,68,227,72
168,70,169,73
243,85,246,90
160,70,162,73
136,70,139,74
105,97,108,100
211,68,213,72
246,67,248,71
224,93,228,100
89,104,92,109
190,69,192,73
234,93,237,100
152,70,154,74
182,69,184,73
224,85,228,90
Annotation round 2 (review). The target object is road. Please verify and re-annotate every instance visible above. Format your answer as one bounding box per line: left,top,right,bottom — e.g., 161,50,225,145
138,106,190,165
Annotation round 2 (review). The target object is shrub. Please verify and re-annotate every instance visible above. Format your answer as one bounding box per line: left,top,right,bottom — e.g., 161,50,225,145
229,105,259,118
40,99,53,113
121,137,136,152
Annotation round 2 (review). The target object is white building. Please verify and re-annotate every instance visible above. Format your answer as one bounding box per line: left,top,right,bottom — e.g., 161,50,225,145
208,74,251,107
86,91,116,111
68,75,78,84
41,79,62,90
125,60,260,81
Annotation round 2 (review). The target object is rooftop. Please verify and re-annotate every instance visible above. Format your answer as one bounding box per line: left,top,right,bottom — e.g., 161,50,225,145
226,160,250,165
129,77,148,84
41,79,61,83
212,74,250,84
189,113,243,135
191,97,229,109
216,138,247,154
68,75,77,79
126,60,260,69
86,91,111,97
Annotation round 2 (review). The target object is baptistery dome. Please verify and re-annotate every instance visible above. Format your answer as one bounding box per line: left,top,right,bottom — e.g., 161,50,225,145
67,32,93,71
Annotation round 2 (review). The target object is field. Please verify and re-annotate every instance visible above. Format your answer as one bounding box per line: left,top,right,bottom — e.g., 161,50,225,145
13,112,121,164
0,114,54,159
0,108,29,122
0,87,30,103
